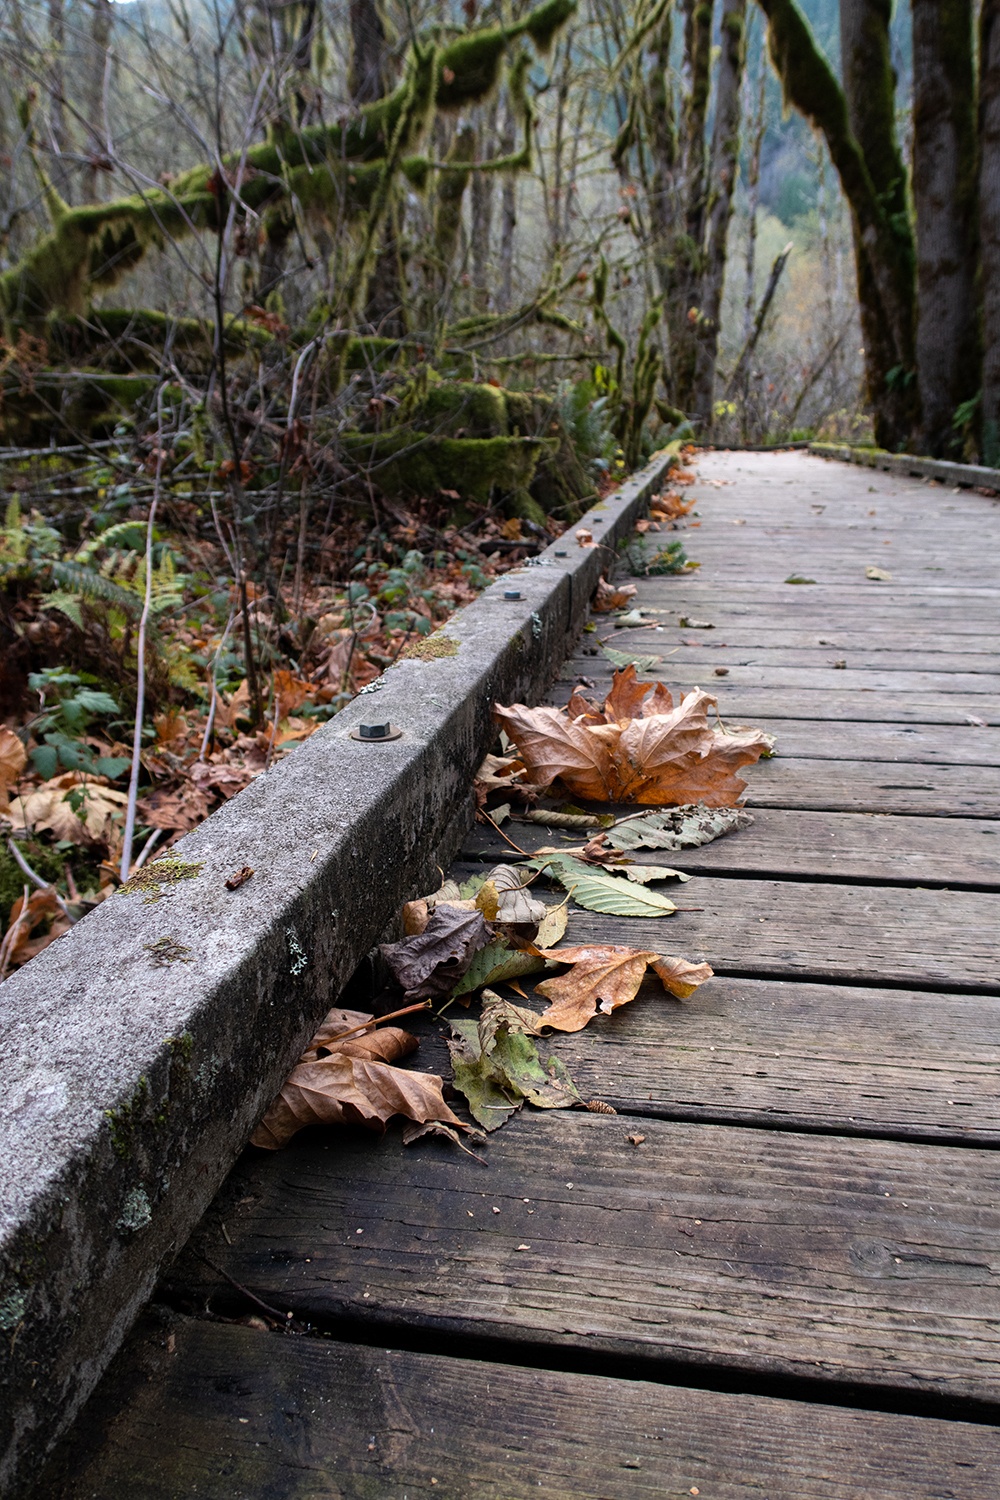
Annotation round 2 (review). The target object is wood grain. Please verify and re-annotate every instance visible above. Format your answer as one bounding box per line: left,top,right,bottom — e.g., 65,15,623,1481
176,1113,1000,1404
43,1319,1000,1500
465,808,1000,887
451,864,1000,991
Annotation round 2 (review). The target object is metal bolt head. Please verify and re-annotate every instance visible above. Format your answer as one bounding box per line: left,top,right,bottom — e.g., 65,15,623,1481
350,721,403,741
503,589,522,601
554,549,567,557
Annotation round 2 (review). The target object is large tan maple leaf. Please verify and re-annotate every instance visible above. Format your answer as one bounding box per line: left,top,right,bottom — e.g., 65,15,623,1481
495,667,772,807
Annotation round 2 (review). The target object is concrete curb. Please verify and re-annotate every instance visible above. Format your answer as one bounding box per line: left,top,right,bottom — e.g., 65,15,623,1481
809,441,1000,491
0,450,676,1496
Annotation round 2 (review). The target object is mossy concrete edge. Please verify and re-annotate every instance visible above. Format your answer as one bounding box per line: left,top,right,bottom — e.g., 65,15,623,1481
0,448,677,1497
809,441,1000,491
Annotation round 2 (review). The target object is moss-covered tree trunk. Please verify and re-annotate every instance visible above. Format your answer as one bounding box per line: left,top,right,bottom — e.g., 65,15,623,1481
757,0,918,450
980,0,1000,466
839,0,919,449
690,0,747,429
664,0,713,413
910,0,980,458
350,0,405,336
82,0,113,204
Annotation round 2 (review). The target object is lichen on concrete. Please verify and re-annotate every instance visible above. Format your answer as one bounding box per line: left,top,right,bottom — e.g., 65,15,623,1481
116,1187,152,1235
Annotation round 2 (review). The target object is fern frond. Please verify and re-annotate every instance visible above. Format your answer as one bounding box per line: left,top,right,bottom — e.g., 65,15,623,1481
51,560,145,616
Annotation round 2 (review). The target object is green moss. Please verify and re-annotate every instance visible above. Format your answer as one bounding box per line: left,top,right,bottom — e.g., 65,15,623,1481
104,1077,149,1161
400,633,460,660
404,376,509,436
341,429,554,502
118,856,204,903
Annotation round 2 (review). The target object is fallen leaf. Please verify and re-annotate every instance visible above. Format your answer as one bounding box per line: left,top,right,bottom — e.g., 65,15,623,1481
620,864,691,884
452,901,568,997
628,1133,646,1146
0,727,27,797
253,1007,465,1148
530,854,677,917
7,772,128,844
601,646,663,672
592,576,638,612
607,805,754,850
532,944,713,1031
189,760,260,799
576,528,596,548
496,668,772,807
2,886,71,968
784,575,817,585
225,865,254,890
272,669,315,720
381,903,493,999
614,609,650,629
518,808,614,830
137,784,213,833
865,566,893,581
448,993,581,1130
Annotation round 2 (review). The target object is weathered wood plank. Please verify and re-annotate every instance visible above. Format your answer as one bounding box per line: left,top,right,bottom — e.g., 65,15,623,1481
452,866,1000,990
465,809,1000,887
556,682,1000,725
563,654,1000,697
43,1318,1000,1500
176,1114,1000,1404
519,975,1000,1141
743,757,1000,817
607,639,998,673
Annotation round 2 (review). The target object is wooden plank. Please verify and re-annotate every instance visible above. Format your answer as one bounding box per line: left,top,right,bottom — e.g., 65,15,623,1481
44,1319,1000,1500
743,757,1000,818
609,639,999,673
178,1113,1000,1404
563,653,1000,696
451,866,1000,990
465,809,1000,887
520,976,1000,1142
603,624,998,654
557,682,1000,725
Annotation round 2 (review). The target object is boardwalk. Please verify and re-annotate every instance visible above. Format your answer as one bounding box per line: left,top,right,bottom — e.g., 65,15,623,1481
45,452,1000,1497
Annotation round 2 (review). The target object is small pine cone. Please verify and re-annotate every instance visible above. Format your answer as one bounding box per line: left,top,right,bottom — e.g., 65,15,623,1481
584,1099,617,1114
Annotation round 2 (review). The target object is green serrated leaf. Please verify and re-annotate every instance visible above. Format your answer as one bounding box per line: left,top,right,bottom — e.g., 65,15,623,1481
601,645,662,672
562,870,676,916
451,901,567,996
608,807,753,851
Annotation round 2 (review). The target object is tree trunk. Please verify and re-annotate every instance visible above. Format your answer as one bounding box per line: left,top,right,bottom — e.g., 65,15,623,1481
48,0,70,203
840,0,919,448
470,103,497,312
742,30,767,345
350,0,404,335
757,0,918,449
666,0,713,412
82,0,112,204
349,0,387,103
690,0,747,429
980,0,1000,466
498,93,519,311
910,0,979,457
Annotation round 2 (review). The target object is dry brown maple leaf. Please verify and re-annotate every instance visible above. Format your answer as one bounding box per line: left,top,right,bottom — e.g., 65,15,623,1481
252,1006,465,1148
532,943,713,1031
495,667,772,807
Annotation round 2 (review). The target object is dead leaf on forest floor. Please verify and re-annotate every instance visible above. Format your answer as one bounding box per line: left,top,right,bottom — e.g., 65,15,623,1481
382,903,493,999
0,727,27,799
6,772,128,845
252,1005,468,1148
532,945,714,1032
495,666,773,806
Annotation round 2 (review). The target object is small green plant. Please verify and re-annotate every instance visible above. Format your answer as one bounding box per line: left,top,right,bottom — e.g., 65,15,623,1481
26,669,131,780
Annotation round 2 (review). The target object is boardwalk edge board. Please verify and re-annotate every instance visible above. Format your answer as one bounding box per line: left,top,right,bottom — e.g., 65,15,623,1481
809,440,1000,492
0,447,679,1497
